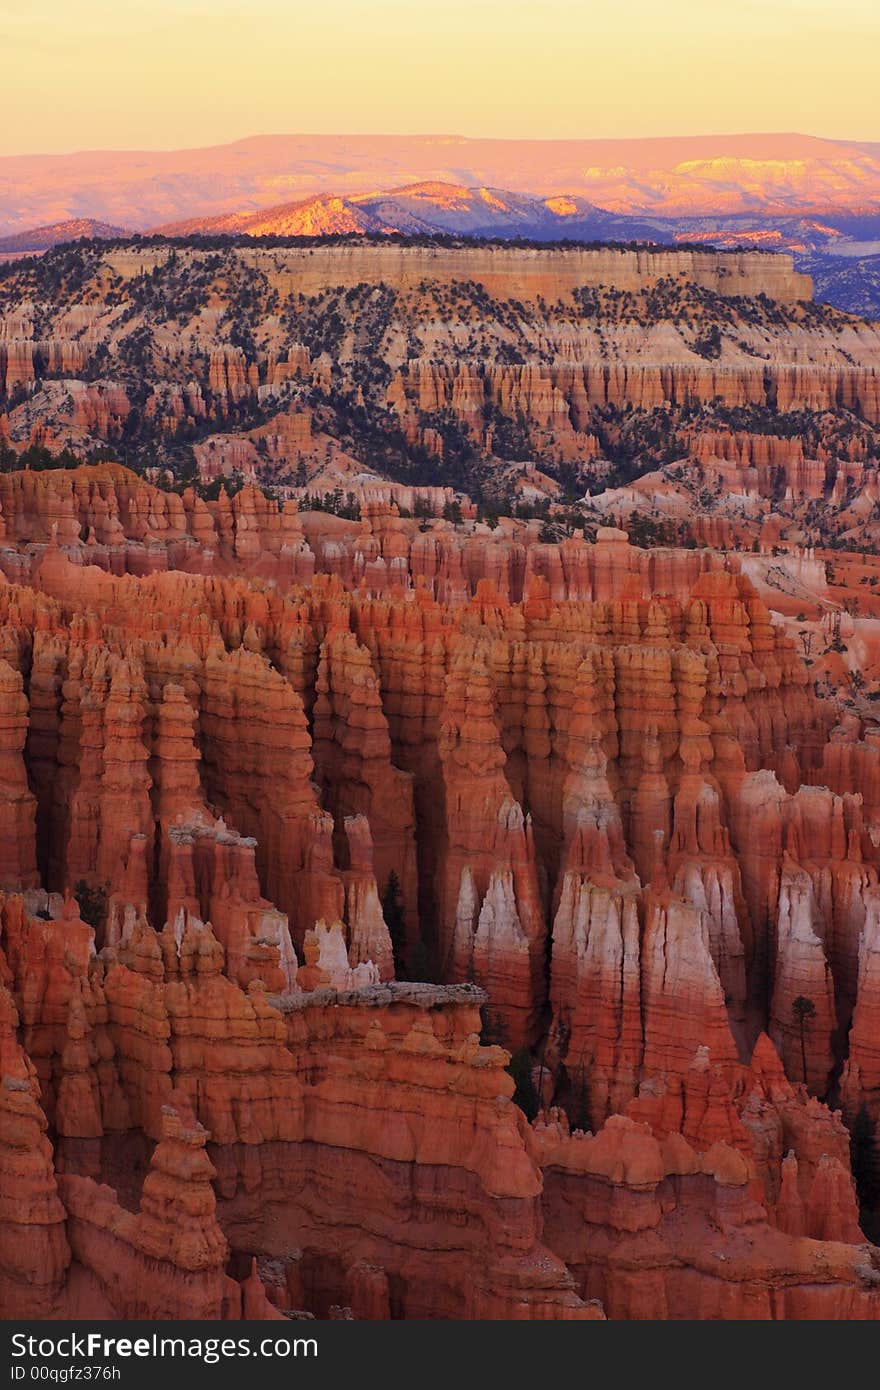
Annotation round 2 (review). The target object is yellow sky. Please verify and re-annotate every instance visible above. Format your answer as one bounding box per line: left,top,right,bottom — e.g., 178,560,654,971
1,0,878,155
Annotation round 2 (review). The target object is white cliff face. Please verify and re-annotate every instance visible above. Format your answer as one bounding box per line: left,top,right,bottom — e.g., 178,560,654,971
472,869,534,1047
450,864,480,981
256,907,299,993
346,961,381,988
549,874,642,1124
673,860,747,1025
106,899,147,954
640,895,739,1085
314,918,381,991
475,870,529,957
315,919,352,980
346,877,395,982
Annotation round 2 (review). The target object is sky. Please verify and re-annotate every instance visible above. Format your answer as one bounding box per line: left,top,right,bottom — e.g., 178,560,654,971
1,0,878,156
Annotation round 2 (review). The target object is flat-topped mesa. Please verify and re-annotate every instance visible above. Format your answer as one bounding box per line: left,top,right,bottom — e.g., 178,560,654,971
222,242,813,304
9,221,880,544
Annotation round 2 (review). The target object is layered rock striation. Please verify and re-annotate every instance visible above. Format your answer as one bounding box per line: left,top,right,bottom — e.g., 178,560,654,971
0,463,879,1319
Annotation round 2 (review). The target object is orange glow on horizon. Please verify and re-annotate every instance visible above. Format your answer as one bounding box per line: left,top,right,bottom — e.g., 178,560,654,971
1,0,879,156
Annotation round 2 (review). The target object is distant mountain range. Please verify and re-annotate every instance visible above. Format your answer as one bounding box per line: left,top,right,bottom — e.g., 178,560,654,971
0,218,129,254
1,132,878,238
2,134,879,318
152,182,668,243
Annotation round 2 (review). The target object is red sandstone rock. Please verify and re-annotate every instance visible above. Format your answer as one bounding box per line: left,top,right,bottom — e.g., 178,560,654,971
0,462,877,1320
0,1069,70,1316
0,662,38,890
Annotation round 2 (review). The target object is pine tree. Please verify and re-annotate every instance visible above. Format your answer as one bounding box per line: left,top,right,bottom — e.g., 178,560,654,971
792,995,817,1085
